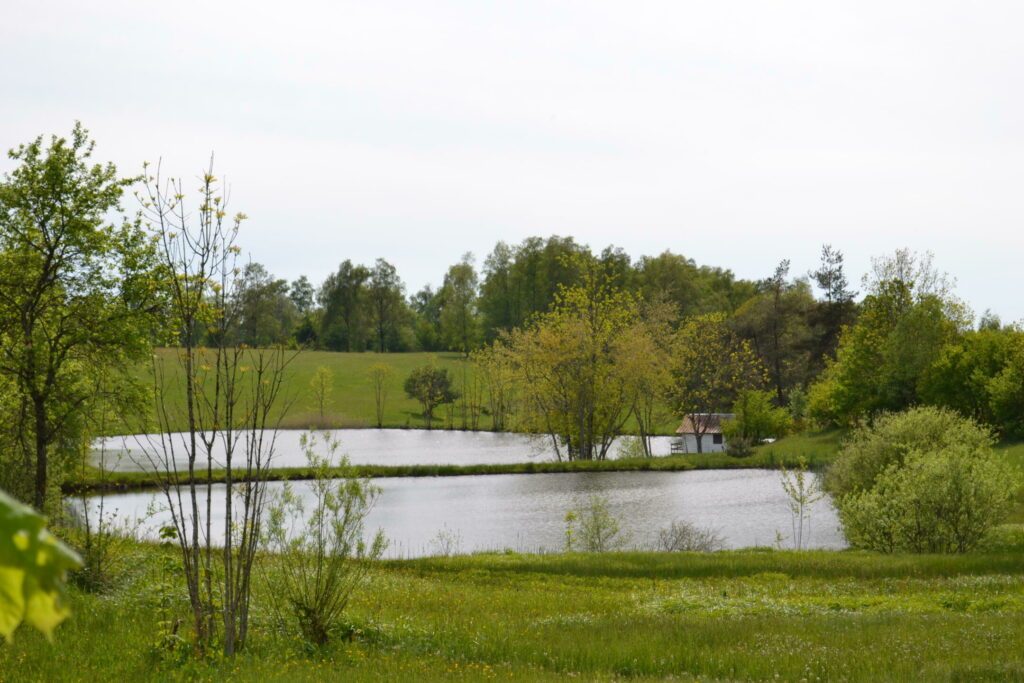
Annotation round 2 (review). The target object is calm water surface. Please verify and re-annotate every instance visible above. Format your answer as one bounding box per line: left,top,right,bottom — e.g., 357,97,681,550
77,469,843,557
92,429,681,471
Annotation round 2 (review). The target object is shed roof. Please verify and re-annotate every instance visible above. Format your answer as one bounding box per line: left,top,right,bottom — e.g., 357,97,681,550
676,413,734,435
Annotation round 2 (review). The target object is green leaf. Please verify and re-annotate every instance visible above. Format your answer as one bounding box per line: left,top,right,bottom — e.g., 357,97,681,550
0,490,82,641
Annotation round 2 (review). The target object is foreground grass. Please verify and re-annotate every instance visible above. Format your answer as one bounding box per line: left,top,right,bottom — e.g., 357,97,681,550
4,546,1024,681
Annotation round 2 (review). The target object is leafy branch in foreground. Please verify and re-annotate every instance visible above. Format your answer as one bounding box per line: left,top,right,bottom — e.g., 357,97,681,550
0,489,81,641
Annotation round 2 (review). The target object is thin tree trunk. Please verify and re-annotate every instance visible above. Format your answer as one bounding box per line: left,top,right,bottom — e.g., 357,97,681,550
33,396,48,510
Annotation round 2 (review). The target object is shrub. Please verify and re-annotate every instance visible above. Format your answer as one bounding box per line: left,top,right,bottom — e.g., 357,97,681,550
262,431,386,646
656,520,724,552
564,495,626,552
62,511,137,593
780,458,825,550
403,365,458,428
788,386,809,429
429,525,463,557
839,444,1018,553
725,436,754,458
722,390,792,443
825,406,993,499
616,436,648,460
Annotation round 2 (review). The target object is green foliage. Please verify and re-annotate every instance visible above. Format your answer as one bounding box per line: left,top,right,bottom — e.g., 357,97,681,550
731,261,819,404
438,253,480,354
840,445,1019,553
367,363,393,429
500,263,650,460
723,389,793,442
309,365,334,421
231,262,297,346
615,436,648,460
918,328,1018,426
262,432,386,646
986,337,1024,438
828,407,1020,554
0,490,81,641
779,458,825,550
808,252,966,427
319,260,372,351
478,236,590,339
403,365,458,428
367,258,407,352
787,385,809,428
669,312,766,453
826,406,994,499
0,123,159,509
633,250,757,317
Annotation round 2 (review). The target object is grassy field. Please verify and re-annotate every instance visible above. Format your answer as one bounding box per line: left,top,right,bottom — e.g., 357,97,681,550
4,546,1024,682
118,349,482,434
116,349,688,436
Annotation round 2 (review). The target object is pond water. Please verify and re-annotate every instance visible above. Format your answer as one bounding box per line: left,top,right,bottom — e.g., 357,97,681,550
75,469,844,557
92,429,682,471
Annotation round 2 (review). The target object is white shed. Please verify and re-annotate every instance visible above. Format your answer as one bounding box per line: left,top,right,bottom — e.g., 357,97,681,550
672,413,734,454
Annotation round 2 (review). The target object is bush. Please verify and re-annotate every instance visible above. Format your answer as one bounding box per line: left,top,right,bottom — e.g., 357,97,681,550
564,495,626,552
839,445,1018,553
262,431,386,646
62,512,137,593
725,436,754,458
403,365,458,428
722,390,792,443
656,520,724,552
788,387,808,429
825,406,993,499
616,436,647,460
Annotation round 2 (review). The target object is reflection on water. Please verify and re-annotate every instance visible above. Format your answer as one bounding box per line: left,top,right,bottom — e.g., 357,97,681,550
75,469,844,557
92,429,682,471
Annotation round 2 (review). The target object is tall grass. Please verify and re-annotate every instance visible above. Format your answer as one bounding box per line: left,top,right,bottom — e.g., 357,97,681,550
4,545,1024,682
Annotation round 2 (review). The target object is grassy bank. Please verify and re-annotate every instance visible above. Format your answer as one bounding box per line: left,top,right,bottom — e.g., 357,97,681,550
65,457,703,494
68,434,849,494
69,430,1024,496
4,546,1024,681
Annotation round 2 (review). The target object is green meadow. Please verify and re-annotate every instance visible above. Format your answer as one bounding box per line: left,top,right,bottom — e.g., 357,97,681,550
117,349,478,434
4,547,1024,682
117,349,689,436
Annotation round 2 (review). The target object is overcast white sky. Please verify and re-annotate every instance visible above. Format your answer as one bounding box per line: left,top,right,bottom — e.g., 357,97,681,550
2,1,1023,320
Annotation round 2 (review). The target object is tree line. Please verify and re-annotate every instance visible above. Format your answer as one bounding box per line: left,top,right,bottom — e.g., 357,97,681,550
227,238,766,354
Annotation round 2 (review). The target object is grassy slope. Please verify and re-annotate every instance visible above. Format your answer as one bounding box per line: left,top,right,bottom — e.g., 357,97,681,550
117,349,687,436
118,349,479,434
4,547,1024,682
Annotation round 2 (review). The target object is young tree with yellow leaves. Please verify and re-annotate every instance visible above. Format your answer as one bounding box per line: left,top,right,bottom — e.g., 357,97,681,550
668,313,766,453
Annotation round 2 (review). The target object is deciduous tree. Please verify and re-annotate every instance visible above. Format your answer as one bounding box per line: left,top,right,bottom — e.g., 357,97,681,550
0,124,159,509
668,313,766,453
403,365,457,428
501,264,647,461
